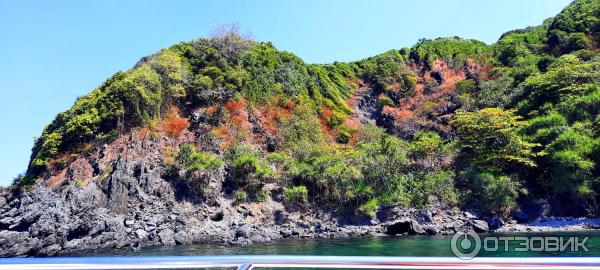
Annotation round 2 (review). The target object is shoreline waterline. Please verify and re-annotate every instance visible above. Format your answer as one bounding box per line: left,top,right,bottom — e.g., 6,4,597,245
64,229,600,258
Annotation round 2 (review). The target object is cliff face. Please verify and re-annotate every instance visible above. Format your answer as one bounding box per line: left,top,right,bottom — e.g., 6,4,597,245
2,0,600,257
0,132,482,257
0,44,493,257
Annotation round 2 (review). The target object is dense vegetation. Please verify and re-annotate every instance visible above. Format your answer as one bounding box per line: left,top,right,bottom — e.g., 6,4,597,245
16,0,600,218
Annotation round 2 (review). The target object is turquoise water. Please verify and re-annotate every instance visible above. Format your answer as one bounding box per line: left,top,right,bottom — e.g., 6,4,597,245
76,231,600,257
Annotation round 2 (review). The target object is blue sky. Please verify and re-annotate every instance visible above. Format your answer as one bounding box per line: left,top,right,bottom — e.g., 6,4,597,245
0,0,572,186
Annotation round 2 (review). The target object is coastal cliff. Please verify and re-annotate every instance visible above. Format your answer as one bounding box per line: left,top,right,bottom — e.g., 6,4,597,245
1,0,599,257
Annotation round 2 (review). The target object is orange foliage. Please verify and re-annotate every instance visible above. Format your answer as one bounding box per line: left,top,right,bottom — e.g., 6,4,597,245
225,99,244,113
322,108,334,119
343,117,361,130
255,107,279,134
318,117,337,144
165,118,189,137
213,127,233,150
232,115,252,131
283,99,295,110
382,106,414,122
134,126,152,140
224,99,252,132
481,64,494,80
46,169,67,188
388,82,401,91
207,105,218,114
253,98,295,136
159,107,190,138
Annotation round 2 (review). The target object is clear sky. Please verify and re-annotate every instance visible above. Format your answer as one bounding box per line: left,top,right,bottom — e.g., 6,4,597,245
0,0,572,186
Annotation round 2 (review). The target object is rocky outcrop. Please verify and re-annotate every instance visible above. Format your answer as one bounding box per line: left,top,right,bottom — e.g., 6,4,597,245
469,220,489,232
0,127,501,257
384,218,426,235
0,178,492,257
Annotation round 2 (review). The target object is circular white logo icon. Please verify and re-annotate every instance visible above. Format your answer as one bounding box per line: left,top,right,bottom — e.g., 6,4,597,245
451,231,481,260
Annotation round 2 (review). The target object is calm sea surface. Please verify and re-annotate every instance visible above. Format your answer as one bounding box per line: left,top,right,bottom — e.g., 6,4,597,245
72,231,600,257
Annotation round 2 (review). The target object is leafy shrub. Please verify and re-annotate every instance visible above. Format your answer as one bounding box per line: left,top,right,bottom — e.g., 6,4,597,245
283,186,308,206
409,131,451,170
234,190,248,204
324,108,345,127
542,127,599,201
359,50,416,98
224,144,275,201
454,79,477,94
475,76,521,109
452,109,538,214
469,171,523,214
378,95,395,107
518,61,600,116
412,171,458,207
336,125,354,143
176,143,195,165
166,143,224,199
410,37,489,68
521,113,568,145
452,108,538,172
229,151,274,186
277,104,327,156
358,198,380,217
187,152,223,174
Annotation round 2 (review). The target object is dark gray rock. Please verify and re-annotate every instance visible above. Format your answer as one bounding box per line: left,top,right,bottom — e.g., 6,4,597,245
470,219,489,232
486,216,504,230
423,224,442,235
512,210,530,223
431,71,444,84
210,210,224,221
237,207,251,217
421,210,433,223
236,224,255,238
385,218,426,235
158,229,175,246
173,230,192,245
280,228,293,238
37,244,62,257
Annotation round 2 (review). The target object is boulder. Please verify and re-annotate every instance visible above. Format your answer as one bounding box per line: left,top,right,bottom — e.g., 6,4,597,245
422,224,442,235
385,218,426,235
174,230,193,245
236,224,255,238
470,219,489,232
280,228,293,238
210,210,224,222
512,210,530,223
37,244,62,257
464,211,478,219
135,229,148,240
158,229,176,246
486,216,505,230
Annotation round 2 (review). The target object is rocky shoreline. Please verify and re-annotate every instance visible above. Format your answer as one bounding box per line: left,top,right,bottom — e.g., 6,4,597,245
0,186,470,257
2,184,598,257
1,134,597,258
497,218,600,233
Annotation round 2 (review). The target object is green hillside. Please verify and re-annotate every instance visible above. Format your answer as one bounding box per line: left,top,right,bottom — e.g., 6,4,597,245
17,0,600,217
